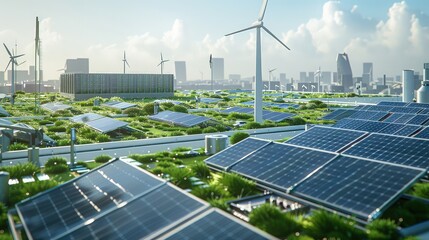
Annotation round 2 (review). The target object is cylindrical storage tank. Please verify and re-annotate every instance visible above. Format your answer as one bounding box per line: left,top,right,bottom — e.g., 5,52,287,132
205,134,228,155
417,80,429,104
403,69,415,102
0,171,10,204
424,63,429,81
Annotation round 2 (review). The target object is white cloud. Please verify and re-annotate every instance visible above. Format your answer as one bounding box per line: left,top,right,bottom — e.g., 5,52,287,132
40,18,62,45
162,19,184,49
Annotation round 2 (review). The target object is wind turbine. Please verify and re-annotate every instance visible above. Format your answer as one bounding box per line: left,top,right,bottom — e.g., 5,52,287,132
315,66,322,92
209,54,214,91
225,0,290,123
268,68,277,91
122,51,130,74
157,53,169,74
4,43,24,105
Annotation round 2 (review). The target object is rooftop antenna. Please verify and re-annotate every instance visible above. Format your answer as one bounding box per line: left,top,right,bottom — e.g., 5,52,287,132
209,54,213,91
268,68,276,91
157,52,169,74
225,0,290,123
4,43,24,105
35,17,40,113
122,51,130,74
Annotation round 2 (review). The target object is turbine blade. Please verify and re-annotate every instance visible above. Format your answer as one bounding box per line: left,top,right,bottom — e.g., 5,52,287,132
157,62,162,67
160,53,163,61
18,61,26,66
126,60,130,68
262,26,290,50
258,0,269,21
4,60,11,71
164,59,169,63
209,54,212,64
3,43,12,57
225,25,256,36
14,54,25,58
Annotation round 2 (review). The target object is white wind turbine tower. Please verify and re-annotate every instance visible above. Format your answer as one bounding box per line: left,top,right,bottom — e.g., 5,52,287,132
3,43,24,105
122,51,130,74
268,68,276,91
225,0,290,123
209,54,214,91
315,66,321,92
157,53,169,74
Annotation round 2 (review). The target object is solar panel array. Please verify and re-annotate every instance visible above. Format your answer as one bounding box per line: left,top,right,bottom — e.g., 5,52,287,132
41,102,72,112
205,101,429,221
71,113,128,133
221,107,296,122
102,101,137,110
149,110,211,127
199,98,223,103
240,101,300,109
321,109,357,121
16,160,273,240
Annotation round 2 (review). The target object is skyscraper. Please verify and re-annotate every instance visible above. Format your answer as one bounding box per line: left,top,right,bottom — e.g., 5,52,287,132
337,53,353,92
362,62,373,86
174,61,187,82
212,58,224,81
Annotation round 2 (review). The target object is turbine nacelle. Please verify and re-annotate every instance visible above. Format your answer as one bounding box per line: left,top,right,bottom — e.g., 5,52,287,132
252,21,263,27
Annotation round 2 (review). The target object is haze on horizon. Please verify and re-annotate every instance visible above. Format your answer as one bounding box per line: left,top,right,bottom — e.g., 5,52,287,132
0,0,428,81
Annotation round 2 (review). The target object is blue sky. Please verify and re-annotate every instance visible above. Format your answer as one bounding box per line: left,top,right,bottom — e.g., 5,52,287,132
1,0,428,81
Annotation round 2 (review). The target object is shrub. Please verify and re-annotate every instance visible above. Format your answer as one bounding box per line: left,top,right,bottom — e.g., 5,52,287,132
191,162,211,179
44,164,69,174
244,122,262,129
57,139,71,146
219,173,257,198
157,161,176,169
170,131,185,136
0,202,7,231
95,154,112,163
48,125,67,132
0,163,40,179
96,134,110,142
202,126,218,133
123,107,143,117
9,142,28,151
367,219,399,240
170,105,188,113
163,167,194,189
131,131,146,139
123,136,137,140
172,147,191,152
291,116,306,125
403,199,429,223
249,204,302,239
143,103,155,115
192,184,228,200
230,132,250,144
129,153,159,163
39,120,53,125
412,183,429,199
306,210,366,239
54,120,66,126
9,180,58,206
45,157,67,168
186,127,202,135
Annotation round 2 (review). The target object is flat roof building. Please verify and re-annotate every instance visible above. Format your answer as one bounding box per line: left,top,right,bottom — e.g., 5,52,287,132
60,73,174,100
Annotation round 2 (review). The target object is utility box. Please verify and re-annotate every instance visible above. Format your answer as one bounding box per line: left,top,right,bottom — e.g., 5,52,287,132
28,147,40,167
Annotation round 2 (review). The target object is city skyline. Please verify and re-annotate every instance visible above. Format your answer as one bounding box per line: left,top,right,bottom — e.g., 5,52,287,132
0,0,428,81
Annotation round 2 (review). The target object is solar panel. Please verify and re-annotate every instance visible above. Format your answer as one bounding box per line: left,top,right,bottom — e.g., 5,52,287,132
230,142,337,191
286,126,367,152
86,117,128,133
0,118,13,126
348,111,389,121
334,119,367,130
406,114,429,125
377,101,408,107
321,109,355,120
367,105,394,112
392,114,415,124
390,106,423,114
419,109,429,115
41,102,72,112
393,125,422,136
149,110,210,127
160,209,272,240
62,184,207,240
407,102,429,108
382,113,405,123
353,105,366,110
355,121,390,133
199,98,223,103
221,106,295,122
16,160,165,240
414,127,429,139
343,133,429,169
205,138,270,170
292,156,424,220
377,123,406,134
221,107,253,114
71,113,104,123
102,101,137,110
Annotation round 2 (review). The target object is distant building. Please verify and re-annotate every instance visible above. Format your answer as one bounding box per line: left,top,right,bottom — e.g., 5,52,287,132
0,71,4,82
229,74,241,81
362,62,373,86
212,58,224,80
64,58,89,73
60,73,174,100
333,72,338,84
337,53,353,92
308,72,315,83
279,73,286,83
300,72,307,82
7,70,29,82
321,72,331,85
174,61,187,83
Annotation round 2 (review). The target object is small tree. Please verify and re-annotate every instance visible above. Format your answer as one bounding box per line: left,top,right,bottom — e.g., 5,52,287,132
123,107,143,117
191,162,211,179
230,132,250,144
143,103,155,115
367,219,400,240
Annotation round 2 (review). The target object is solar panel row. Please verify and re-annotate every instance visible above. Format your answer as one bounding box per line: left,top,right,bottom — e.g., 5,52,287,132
102,101,137,110
71,113,128,133
221,107,295,122
41,102,72,112
148,110,211,127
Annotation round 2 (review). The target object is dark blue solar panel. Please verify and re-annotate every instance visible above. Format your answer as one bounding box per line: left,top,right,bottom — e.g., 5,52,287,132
393,114,416,124
377,101,408,107
419,109,429,115
348,111,389,121
367,105,394,112
335,119,367,130
407,102,429,108
292,156,424,220
230,142,337,191
17,160,165,240
406,114,429,125
343,133,429,169
382,113,404,123
286,126,367,152
205,138,270,170
162,209,271,240
62,184,206,240
353,105,366,110
414,127,429,139
377,123,406,134
390,106,423,114
321,109,356,120
148,110,210,127
393,125,422,136
221,107,253,114
355,121,390,133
